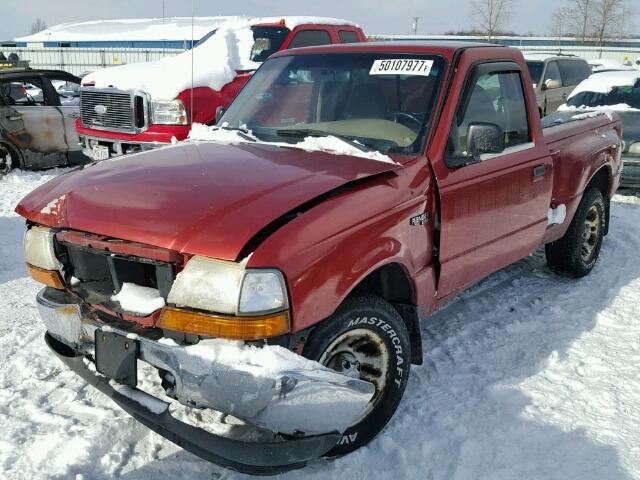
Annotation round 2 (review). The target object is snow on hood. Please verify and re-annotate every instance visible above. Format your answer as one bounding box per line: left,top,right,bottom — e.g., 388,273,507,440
80,16,358,100
568,71,640,100
187,123,397,164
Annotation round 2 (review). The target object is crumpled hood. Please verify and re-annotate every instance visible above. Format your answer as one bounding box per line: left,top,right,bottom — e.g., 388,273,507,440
16,141,400,261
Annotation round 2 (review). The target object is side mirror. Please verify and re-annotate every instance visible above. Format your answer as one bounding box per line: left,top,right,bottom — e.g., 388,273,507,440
467,122,505,157
215,106,226,125
543,79,562,90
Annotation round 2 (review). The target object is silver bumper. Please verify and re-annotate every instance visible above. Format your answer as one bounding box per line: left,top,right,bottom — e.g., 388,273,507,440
36,288,375,435
621,156,640,187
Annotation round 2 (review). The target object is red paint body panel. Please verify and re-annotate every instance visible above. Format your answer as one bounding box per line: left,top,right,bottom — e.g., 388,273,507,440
17,43,622,335
16,142,400,261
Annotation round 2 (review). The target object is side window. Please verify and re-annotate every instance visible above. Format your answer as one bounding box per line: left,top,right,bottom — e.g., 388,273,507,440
0,78,48,106
338,30,360,44
447,68,530,162
559,59,590,86
50,78,81,106
287,30,332,49
543,61,562,85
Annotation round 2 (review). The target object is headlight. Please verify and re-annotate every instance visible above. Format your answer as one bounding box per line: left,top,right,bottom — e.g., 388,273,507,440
24,226,60,270
628,142,640,155
167,256,288,315
151,99,188,125
239,271,288,314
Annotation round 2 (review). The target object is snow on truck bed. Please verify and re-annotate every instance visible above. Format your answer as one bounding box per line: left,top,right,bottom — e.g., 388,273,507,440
81,16,358,100
3,170,640,479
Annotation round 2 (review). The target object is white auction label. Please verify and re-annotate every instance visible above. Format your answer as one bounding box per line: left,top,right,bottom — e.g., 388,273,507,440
369,59,434,76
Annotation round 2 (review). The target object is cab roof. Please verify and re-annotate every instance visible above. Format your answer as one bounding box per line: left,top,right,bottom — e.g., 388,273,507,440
272,40,506,59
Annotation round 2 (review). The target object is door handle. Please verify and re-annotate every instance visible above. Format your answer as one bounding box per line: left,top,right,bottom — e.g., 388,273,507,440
533,164,547,179
5,115,20,121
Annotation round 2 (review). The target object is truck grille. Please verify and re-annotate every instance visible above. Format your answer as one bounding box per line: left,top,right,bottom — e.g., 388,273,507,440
80,88,147,133
56,237,175,317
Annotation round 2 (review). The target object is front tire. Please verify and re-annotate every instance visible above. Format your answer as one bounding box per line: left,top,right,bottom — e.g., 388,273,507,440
303,295,411,456
545,187,606,277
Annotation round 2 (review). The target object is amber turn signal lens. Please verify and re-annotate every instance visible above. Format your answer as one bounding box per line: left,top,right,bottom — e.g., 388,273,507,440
26,263,65,289
157,307,290,340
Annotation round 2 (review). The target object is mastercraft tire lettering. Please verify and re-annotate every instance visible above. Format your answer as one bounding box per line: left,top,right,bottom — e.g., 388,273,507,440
304,295,412,456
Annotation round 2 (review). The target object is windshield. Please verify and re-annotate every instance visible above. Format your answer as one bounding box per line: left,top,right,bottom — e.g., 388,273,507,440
219,53,446,155
567,81,640,109
526,61,544,85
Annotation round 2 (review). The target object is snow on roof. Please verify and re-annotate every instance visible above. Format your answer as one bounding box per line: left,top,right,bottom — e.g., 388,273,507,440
82,16,358,99
15,16,358,43
568,70,640,99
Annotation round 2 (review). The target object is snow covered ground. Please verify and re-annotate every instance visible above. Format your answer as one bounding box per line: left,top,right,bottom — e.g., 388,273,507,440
2,169,640,479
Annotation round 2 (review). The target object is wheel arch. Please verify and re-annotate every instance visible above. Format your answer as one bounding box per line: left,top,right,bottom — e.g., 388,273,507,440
347,262,423,365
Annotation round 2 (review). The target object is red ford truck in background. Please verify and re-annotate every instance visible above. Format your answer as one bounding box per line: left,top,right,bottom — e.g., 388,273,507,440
17,42,621,474
76,16,365,160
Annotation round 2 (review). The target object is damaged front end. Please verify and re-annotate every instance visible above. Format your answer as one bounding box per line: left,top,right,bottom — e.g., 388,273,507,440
29,227,375,474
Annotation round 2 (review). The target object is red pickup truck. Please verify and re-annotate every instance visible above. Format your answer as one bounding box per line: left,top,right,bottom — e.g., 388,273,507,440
17,42,621,474
76,16,365,160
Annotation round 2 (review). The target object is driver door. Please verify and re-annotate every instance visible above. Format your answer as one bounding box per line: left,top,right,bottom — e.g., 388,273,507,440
433,61,553,300
0,76,68,168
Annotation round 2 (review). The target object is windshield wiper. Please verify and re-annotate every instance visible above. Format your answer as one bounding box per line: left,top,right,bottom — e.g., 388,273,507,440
218,125,256,142
275,128,376,153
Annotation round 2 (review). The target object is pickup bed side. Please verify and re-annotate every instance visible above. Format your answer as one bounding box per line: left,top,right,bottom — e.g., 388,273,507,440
541,116,622,243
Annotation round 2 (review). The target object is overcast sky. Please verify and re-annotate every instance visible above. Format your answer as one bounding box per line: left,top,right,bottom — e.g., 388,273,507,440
8,0,636,40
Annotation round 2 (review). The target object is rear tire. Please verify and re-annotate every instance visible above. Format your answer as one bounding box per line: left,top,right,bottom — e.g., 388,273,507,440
303,295,411,457
545,187,605,277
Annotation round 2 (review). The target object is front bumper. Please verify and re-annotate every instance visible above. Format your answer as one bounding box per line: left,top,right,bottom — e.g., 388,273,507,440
37,288,374,473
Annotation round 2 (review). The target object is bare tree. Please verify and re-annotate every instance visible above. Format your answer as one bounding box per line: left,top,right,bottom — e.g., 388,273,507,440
470,0,516,40
590,0,632,45
30,18,47,34
564,0,592,43
548,7,570,41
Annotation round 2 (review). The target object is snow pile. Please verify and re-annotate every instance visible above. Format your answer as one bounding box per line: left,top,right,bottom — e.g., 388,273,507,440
159,337,326,377
547,204,566,225
187,123,257,145
16,17,241,43
568,70,640,99
111,383,168,415
188,124,396,163
111,282,165,315
81,16,358,100
83,19,256,99
16,16,357,43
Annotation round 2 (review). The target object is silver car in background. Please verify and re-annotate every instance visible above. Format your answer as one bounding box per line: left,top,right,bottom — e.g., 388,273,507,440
525,54,592,116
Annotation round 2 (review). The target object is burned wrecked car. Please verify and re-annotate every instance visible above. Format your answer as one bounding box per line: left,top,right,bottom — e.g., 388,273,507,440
0,69,87,173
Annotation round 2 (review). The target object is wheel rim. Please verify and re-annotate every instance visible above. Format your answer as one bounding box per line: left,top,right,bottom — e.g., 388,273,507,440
0,147,11,174
318,328,390,424
581,205,601,262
